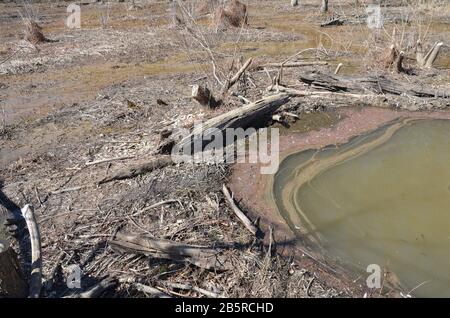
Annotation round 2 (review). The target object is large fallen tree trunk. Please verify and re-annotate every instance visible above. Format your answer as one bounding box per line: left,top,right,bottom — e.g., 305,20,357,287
0,240,28,298
109,232,231,271
299,71,448,98
174,93,291,154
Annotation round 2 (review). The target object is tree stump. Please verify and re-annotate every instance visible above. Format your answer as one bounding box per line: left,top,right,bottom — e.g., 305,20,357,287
0,240,28,298
191,85,221,108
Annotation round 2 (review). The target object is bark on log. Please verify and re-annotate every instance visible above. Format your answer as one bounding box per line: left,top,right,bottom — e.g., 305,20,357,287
109,232,231,271
299,71,447,98
175,93,291,154
192,85,221,108
21,204,42,298
0,240,28,298
98,155,174,184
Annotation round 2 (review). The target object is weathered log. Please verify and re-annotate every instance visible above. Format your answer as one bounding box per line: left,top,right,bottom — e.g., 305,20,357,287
212,0,248,29
109,232,231,271
416,40,444,68
192,85,221,108
260,61,328,68
98,155,174,184
334,63,343,74
134,283,171,298
222,184,258,236
299,71,448,98
175,93,291,154
21,204,42,298
0,240,28,298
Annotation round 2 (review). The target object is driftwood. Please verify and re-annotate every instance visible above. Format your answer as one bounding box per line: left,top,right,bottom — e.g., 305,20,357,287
299,71,448,98
320,17,344,27
134,283,171,298
98,155,173,184
0,240,28,298
21,204,42,298
192,85,221,108
222,184,258,236
86,155,135,166
175,93,291,154
259,61,328,68
109,231,231,271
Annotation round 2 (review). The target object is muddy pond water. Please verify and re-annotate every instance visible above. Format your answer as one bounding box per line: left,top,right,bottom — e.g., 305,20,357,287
273,118,450,297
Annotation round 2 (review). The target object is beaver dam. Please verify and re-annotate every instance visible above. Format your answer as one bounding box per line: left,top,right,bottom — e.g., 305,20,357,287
272,119,450,297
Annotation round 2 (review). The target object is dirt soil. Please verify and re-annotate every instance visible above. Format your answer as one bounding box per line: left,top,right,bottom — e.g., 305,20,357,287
0,0,449,298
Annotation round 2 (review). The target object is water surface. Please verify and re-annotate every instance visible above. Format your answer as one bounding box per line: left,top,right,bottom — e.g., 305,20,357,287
274,119,450,297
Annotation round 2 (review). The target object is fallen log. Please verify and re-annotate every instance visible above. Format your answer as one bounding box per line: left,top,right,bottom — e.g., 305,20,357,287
299,71,448,98
174,93,291,154
21,204,42,298
222,184,258,236
0,240,28,298
259,61,328,68
109,232,231,271
98,155,174,184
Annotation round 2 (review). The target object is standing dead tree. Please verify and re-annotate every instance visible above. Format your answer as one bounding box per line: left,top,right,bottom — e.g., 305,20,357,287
321,0,329,12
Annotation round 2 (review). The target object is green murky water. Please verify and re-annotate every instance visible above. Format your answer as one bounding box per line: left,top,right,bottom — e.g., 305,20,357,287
274,119,450,297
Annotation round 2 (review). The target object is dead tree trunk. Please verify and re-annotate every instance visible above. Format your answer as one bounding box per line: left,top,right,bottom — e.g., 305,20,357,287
321,0,329,12
174,93,291,154
299,71,447,98
0,240,28,298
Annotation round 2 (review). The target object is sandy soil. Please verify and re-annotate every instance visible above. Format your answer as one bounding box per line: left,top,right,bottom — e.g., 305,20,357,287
0,0,449,298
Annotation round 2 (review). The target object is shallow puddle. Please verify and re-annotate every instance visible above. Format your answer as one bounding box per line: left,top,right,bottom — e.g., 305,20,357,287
274,119,450,297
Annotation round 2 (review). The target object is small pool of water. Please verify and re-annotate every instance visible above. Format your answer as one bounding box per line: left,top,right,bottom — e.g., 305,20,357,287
274,119,450,297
